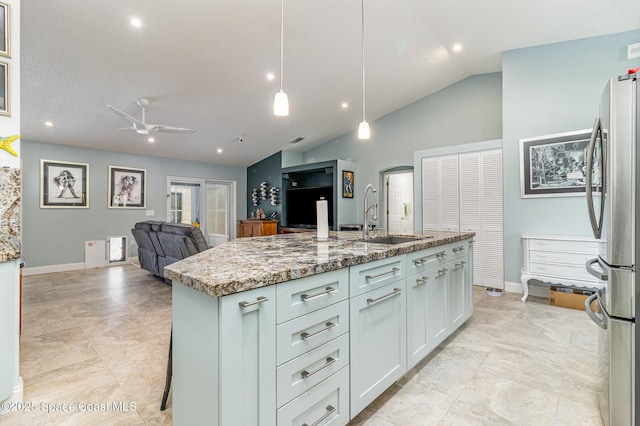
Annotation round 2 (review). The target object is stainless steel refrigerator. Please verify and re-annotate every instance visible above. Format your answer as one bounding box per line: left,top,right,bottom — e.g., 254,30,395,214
585,71,638,426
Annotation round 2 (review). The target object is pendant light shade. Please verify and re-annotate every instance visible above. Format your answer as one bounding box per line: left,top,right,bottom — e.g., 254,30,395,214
274,0,289,116
358,0,369,139
358,120,370,140
274,90,289,116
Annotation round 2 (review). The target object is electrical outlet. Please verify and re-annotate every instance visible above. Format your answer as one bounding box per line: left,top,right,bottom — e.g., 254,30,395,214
145,209,155,216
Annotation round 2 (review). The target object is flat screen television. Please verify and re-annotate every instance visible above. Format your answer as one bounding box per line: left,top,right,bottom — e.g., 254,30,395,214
286,186,333,228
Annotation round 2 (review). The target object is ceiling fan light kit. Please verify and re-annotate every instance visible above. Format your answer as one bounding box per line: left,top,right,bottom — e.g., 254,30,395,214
107,97,196,136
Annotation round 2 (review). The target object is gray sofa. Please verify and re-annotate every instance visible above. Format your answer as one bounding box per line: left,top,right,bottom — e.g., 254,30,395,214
131,221,208,280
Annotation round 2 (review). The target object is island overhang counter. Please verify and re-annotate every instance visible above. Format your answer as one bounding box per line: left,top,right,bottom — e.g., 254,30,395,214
165,231,474,426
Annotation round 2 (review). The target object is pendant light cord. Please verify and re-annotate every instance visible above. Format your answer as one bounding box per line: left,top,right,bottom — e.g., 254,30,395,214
279,0,284,92
361,0,366,121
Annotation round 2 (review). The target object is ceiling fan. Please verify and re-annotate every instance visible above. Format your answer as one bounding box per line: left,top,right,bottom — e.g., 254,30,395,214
107,97,196,135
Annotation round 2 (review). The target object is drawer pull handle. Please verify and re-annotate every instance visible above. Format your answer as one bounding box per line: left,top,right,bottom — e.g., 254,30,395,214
301,357,336,379
302,405,336,426
436,251,447,259
413,258,427,266
365,267,400,280
367,288,401,304
416,276,429,285
453,261,466,270
437,268,448,276
453,246,464,253
301,287,336,301
301,322,336,340
238,296,269,308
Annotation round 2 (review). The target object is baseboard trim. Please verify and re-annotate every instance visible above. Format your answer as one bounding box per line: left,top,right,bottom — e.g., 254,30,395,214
0,377,23,416
22,259,138,277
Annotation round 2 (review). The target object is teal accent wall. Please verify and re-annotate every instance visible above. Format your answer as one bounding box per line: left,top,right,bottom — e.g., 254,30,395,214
22,141,246,268
502,30,640,283
303,72,503,225
246,151,283,226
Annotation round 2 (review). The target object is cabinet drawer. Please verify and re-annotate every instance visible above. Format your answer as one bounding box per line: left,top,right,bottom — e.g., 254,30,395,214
529,250,595,266
277,333,349,407
277,366,349,426
277,300,349,365
529,262,599,282
277,269,349,324
350,255,405,297
406,246,448,274
448,242,468,261
529,239,606,254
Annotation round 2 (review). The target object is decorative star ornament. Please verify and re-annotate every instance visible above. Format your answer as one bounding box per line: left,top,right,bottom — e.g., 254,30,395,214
0,134,19,157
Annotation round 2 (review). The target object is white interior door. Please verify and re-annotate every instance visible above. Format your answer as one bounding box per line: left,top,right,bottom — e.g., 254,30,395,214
205,181,234,246
387,172,414,234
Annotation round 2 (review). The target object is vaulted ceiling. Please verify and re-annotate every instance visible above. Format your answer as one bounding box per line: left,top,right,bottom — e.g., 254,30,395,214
20,0,640,166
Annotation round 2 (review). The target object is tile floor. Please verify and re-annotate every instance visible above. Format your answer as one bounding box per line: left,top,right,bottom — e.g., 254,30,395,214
1,265,603,425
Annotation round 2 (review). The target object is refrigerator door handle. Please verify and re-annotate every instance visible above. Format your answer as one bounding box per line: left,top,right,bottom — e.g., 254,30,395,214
585,293,607,329
585,257,609,281
585,117,606,239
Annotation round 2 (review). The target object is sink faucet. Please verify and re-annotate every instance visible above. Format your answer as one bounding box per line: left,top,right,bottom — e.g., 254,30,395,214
363,184,378,239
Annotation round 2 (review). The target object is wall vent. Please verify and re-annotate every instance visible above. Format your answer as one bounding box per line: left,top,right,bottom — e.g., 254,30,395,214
628,42,640,60
289,137,304,144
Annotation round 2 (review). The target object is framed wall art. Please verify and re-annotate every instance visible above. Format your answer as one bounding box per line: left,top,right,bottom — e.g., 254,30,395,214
342,170,354,198
108,166,146,208
40,160,89,208
0,61,9,116
519,128,598,198
0,2,10,58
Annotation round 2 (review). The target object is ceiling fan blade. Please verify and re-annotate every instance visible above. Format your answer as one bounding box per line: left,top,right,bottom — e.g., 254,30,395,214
107,104,144,125
155,125,197,133
115,126,134,132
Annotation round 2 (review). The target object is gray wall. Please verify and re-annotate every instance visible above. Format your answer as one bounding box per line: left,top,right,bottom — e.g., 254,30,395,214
303,72,503,225
502,30,640,283
22,141,246,268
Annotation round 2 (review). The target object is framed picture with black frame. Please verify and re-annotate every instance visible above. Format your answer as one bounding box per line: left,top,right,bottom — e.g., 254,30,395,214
0,60,9,116
108,166,146,208
519,129,598,198
40,159,89,208
342,170,354,198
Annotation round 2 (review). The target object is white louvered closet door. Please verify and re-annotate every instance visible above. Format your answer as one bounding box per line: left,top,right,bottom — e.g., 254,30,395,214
421,157,440,231
439,155,459,232
480,149,504,288
459,153,482,286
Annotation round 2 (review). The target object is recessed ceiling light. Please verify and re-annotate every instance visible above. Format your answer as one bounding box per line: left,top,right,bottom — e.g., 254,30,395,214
148,137,155,143
44,121,53,127
130,17,142,28
266,73,275,81
453,44,462,52
341,102,348,109
217,148,223,153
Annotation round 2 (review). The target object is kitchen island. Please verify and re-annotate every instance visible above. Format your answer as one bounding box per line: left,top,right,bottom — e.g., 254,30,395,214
165,231,474,426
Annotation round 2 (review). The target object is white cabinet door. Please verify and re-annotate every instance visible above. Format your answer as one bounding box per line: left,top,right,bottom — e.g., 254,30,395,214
427,267,448,348
459,152,482,286
219,286,277,426
350,280,407,417
406,268,441,370
480,149,504,288
447,258,467,330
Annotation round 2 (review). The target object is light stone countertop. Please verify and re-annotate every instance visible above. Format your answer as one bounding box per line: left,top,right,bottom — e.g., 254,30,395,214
164,231,474,297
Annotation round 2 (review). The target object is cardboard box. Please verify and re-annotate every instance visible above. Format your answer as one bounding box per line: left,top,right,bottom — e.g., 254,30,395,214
549,285,598,311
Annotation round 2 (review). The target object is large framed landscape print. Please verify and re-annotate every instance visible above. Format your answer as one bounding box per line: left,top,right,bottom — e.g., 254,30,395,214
40,160,89,208
108,166,146,208
0,60,8,116
519,129,598,198
0,2,10,58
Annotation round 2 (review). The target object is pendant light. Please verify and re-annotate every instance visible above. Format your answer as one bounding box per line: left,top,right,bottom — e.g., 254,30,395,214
273,0,289,116
358,0,370,139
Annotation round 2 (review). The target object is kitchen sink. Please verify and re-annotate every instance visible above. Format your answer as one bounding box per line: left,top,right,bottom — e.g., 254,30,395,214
358,235,432,245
